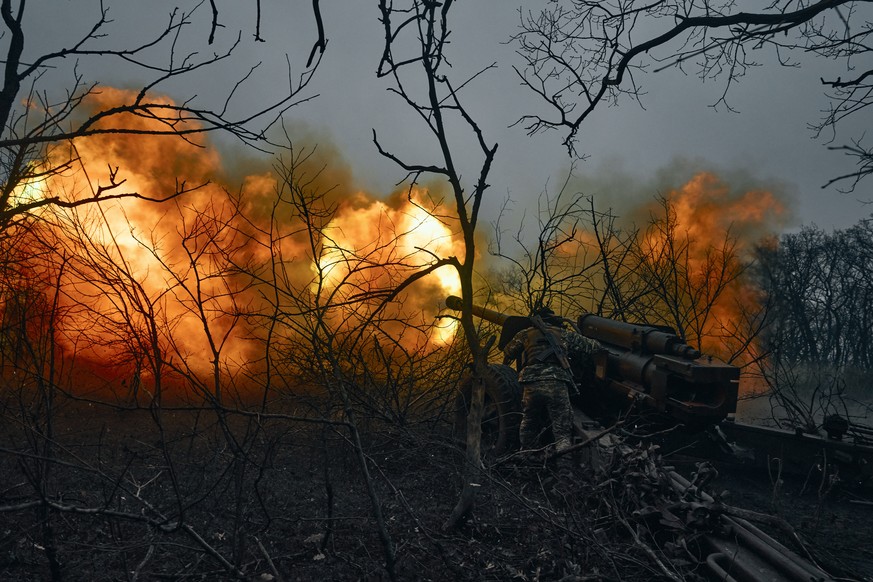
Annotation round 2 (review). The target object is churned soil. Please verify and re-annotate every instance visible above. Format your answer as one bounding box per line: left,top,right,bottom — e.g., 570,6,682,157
1,400,872,581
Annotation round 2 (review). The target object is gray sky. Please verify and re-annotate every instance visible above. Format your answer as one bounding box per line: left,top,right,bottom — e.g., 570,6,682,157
29,1,873,232
285,1,871,231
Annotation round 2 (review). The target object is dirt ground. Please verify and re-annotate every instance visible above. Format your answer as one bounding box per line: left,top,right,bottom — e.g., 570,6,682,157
1,401,872,581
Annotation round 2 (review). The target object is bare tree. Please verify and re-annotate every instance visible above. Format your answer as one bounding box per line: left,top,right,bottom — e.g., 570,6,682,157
490,172,601,316
375,0,499,531
513,0,873,189
753,220,873,428
629,195,745,351
234,143,469,580
0,220,69,579
0,0,324,231
492,187,760,368
0,164,385,579
760,222,873,370
584,198,650,320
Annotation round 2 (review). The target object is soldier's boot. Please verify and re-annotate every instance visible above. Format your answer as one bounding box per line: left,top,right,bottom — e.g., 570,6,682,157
553,436,573,453
549,436,575,472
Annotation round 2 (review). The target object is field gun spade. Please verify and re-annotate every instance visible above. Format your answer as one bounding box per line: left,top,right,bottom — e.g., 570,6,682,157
446,295,739,453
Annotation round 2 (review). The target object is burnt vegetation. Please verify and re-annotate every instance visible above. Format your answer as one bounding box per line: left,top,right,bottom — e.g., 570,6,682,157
1,1,872,581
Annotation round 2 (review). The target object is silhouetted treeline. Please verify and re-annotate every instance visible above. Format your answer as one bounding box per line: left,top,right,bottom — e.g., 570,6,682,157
757,218,873,371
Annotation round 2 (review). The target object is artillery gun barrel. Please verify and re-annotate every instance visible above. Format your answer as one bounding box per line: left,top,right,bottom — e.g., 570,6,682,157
445,296,532,349
445,295,510,326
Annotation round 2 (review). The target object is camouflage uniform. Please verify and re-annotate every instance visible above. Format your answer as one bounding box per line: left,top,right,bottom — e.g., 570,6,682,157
503,323,600,450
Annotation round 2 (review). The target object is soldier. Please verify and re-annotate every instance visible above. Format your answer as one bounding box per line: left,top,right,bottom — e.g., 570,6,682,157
503,307,601,453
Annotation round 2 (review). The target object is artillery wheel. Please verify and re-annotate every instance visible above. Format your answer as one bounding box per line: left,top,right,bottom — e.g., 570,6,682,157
454,364,522,456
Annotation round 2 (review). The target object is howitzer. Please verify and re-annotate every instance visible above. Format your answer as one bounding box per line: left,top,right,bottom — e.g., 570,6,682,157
446,295,738,427
448,298,868,581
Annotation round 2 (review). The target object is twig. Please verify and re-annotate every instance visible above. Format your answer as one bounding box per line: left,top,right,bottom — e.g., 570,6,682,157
548,420,625,460
618,515,683,582
131,541,155,581
256,536,284,582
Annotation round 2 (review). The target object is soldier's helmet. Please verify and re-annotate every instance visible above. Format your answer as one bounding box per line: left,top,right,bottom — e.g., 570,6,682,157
533,306,563,327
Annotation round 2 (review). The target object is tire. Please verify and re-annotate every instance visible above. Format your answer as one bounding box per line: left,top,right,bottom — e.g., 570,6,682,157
454,364,523,456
